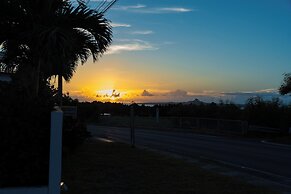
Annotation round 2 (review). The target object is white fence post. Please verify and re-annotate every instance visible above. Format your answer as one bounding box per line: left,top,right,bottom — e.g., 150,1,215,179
48,108,63,194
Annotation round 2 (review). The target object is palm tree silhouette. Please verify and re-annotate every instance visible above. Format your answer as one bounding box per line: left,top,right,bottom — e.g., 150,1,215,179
0,0,112,105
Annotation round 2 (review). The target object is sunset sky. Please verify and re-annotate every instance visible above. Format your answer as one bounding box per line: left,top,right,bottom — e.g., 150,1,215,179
64,0,291,104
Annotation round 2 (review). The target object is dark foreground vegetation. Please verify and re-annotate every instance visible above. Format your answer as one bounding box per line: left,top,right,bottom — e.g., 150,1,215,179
0,0,111,187
1,79,290,187
79,97,291,133
0,81,53,187
62,139,278,194
0,81,88,187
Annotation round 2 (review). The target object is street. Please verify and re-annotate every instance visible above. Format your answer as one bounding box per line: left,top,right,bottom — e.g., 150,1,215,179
88,125,291,193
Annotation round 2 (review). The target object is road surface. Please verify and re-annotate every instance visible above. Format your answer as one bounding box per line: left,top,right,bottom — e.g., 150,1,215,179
88,125,291,193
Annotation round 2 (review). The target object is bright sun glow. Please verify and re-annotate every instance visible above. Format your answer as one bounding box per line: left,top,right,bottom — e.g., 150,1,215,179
97,89,114,96
96,89,121,101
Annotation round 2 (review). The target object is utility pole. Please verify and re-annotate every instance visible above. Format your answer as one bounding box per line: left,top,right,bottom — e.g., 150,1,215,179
156,107,159,123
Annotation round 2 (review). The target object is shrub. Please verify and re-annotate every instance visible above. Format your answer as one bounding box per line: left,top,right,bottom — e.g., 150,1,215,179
0,81,54,187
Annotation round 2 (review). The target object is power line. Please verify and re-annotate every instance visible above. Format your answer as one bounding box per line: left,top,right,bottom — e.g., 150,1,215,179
100,0,118,14
76,0,118,14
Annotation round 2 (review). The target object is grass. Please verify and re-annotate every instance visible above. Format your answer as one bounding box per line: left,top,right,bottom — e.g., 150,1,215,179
62,139,278,194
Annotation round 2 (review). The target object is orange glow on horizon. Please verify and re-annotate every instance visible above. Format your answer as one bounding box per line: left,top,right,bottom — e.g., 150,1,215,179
96,89,121,102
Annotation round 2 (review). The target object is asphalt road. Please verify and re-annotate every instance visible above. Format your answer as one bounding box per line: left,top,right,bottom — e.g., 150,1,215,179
88,125,291,192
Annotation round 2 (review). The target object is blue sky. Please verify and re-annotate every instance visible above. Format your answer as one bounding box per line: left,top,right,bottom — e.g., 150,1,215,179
65,0,291,103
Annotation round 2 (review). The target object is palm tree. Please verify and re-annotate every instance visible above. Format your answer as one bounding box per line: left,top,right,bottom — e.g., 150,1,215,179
0,0,112,105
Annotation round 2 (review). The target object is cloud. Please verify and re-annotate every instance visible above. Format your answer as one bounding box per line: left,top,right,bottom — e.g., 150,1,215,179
132,7,194,14
112,4,146,10
106,39,158,54
255,88,278,93
165,89,189,97
113,5,194,14
131,30,154,35
158,7,193,13
111,89,120,98
142,89,286,104
141,90,154,96
66,88,291,105
111,22,131,28
156,89,291,104
133,89,218,103
219,88,291,104
66,90,95,102
222,89,279,97
140,89,196,98
89,0,114,1
96,89,121,98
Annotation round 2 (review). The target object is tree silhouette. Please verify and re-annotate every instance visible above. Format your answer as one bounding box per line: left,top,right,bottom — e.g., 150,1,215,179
279,73,291,95
0,0,112,104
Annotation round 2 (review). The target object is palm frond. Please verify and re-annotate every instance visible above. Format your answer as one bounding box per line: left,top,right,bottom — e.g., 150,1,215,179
59,4,112,61
1,0,113,85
